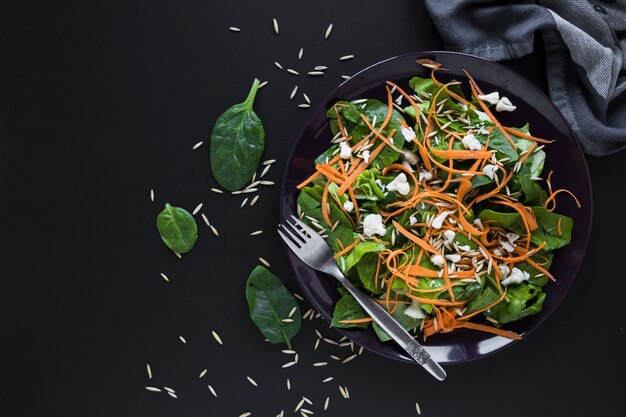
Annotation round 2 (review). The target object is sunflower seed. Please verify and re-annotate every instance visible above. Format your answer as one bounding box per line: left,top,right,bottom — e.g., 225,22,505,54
211,330,223,345
325,23,333,39
290,85,299,100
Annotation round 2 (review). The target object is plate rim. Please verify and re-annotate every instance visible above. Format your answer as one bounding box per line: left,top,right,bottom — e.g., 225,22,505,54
279,50,593,364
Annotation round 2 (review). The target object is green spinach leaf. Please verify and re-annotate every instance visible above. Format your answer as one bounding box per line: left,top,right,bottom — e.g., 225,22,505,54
373,301,422,342
343,241,385,272
296,184,355,253
210,79,265,191
356,252,385,294
486,128,519,163
156,203,198,253
517,176,548,205
331,291,370,329
465,286,500,315
485,283,545,325
245,266,301,349
516,138,545,178
530,206,573,250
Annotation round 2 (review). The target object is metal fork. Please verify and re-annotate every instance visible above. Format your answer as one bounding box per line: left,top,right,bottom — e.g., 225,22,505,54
278,215,446,381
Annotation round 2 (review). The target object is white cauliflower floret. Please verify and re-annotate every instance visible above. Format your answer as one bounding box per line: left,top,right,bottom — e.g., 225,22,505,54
362,214,386,237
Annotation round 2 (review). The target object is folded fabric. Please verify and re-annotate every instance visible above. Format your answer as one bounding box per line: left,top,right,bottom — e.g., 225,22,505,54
423,0,626,156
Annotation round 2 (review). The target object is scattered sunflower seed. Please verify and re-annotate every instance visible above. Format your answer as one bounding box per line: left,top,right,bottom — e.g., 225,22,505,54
211,330,223,345
290,85,299,100
325,24,333,39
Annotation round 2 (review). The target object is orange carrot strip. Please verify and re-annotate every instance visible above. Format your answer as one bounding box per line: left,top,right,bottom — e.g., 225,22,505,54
514,246,555,281
453,321,522,340
391,220,437,254
333,237,361,259
544,189,582,212
464,70,517,150
428,148,493,160
339,317,374,324
404,293,465,306
296,171,321,190
360,114,402,151
336,140,388,195
321,180,332,226
503,126,555,144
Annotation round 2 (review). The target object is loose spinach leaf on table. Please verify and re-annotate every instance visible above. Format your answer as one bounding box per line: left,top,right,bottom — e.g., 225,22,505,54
210,79,265,191
245,266,301,349
156,203,198,253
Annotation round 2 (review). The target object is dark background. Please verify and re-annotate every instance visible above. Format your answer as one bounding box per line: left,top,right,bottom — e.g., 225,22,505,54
0,1,623,416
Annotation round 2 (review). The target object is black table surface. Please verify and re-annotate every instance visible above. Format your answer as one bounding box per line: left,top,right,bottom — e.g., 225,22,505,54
0,1,624,416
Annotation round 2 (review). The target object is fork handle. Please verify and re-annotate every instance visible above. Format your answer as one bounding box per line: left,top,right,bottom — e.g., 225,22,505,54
330,269,446,380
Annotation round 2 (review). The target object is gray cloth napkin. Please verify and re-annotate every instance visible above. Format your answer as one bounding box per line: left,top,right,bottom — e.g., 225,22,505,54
423,0,626,156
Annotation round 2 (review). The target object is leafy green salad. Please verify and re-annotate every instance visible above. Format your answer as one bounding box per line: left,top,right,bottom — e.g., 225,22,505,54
295,60,578,341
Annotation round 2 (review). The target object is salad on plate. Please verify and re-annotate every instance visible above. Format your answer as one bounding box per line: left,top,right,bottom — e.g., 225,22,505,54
295,59,580,342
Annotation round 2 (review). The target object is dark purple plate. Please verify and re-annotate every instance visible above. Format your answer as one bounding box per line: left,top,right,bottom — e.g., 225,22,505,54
279,51,592,364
